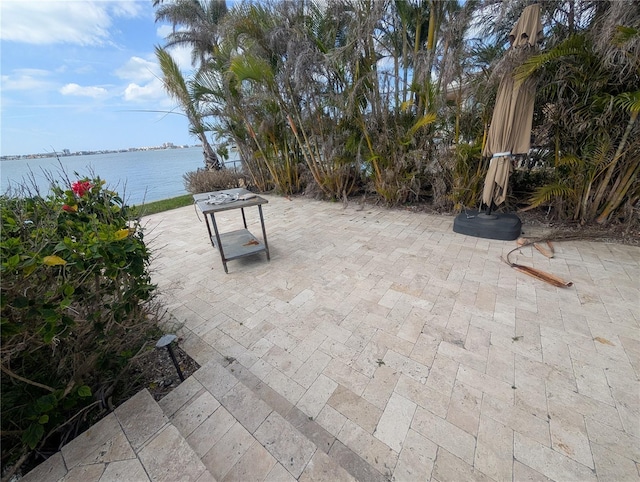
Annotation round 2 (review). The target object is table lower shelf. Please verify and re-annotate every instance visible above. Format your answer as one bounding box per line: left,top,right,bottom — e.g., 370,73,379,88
211,229,267,261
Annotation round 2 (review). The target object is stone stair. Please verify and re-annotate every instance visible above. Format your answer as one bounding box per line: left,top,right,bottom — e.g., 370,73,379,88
20,355,373,481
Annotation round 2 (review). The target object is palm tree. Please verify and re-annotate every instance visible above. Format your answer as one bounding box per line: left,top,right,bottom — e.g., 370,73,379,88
155,46,222,170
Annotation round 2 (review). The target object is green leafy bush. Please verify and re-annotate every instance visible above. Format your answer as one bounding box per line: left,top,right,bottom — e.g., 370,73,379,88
1,177,158,472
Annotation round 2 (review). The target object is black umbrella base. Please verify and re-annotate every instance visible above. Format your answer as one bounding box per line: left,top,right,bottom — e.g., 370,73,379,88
453,210,522,241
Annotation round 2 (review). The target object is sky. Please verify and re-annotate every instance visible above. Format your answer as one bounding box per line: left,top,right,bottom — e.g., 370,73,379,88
1,0,198,156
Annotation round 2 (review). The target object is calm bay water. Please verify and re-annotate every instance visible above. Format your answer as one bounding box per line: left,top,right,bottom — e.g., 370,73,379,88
0,147,228,205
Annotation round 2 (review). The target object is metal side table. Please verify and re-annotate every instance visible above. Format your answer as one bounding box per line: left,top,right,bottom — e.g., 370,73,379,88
194,189,270,273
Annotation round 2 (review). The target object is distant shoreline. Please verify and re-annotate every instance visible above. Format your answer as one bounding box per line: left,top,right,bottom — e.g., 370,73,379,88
1,144,202,162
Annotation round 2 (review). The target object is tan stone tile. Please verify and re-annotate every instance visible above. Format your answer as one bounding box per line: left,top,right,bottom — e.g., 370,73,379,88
482,394,549,446
474,414,513,481
263,345,304,377
61,413,136,469
291,349,332,389
432,447,493,482
322,358,369,396
374,392,416,452
171,390,220,438
328,440,389,482
285,406,335,454
264,367,306,405
513,432,597,482
222,440,277,482
548,401,594,469
362,364,400,410
585,418,640,462
457,364,514,403
395,374,450,418
338,420,398,477
393,429,437,481
114,390,169,451
512,460,553,482
315,404,347,437
446,381,482,437
299,448,356,482
411,406,476,465
61,463,105,481
372,331,414,357
186,405,236,458
220,381,272,433
296,374,338,418
193,359,239,399
353,339,388,378
254,412,317,479
409,332,439,367
21,452,67,482
158,376,204,418
397,308,427,343
591,442,640,482
328,384,382,434
264,463,297,482
202,422,255,480
485,343,515,384
99,458,150,481
138,425,208,482
546,382,623,431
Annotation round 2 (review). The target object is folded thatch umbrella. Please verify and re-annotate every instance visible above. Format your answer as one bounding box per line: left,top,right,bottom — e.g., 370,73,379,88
482,3,543,209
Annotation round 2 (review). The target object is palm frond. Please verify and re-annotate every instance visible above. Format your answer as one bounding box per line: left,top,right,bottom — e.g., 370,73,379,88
528,183,575,208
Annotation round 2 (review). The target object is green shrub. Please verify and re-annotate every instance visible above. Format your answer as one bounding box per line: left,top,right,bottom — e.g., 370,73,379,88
1,177,158,472
183,167,248,194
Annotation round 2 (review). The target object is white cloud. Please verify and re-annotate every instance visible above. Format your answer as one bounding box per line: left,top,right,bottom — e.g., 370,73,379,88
123,78,167,103
1,69,54,91
0,0,143,45
114,56,159,83
60,83,108,98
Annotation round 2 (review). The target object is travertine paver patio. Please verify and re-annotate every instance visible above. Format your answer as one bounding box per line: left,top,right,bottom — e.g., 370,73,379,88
24,194,639,481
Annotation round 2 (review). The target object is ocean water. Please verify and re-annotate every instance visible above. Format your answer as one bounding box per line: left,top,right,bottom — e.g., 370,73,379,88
0,147,236,205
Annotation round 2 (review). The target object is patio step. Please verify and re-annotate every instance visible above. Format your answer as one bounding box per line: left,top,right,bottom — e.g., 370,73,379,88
159,356,367,481
21,389,214,482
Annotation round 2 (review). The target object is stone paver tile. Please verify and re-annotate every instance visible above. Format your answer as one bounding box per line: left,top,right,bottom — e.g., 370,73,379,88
323,358,370,395
254,412,317,479
138,425,208,482
328,440,389,482
411,406,476,465
114,389,169,451
171,390,220,438
315,404,347,437
61,413,135,469
299,449,357,482
222,440,277,482
338,419,398,477
397,309,427,343
395,374,450,418
21,452,67,482
383,350,429,384
548,401,594,468
61,463,105,481
263,345,304,378
591,442,640,482
285,406,335,454
220,381,272,433
99,458,150,481
264,367,306,405
485,343,515,385
513,432,597,482
546,382,623,431
482,394,549,446
193,359,239,399
327,384,382,434
291,349,332,389
474,414,513,481
585,418,640,462
362,364,400,410
456,364,514,403
437,340,487,372
186,405,236,458
296,374,338,418
572,360,616,405
409,332,439,367
393,429,437,482
374,392,416,452
157,375,204,417
446,381,482,437
354,339,389,377
264,463,297,482
253,380,295,418
512,460,553,482
202,422,255,480
432,447,493,482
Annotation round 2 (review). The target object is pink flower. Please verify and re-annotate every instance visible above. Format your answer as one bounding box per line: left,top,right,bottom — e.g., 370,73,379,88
72,181,92,197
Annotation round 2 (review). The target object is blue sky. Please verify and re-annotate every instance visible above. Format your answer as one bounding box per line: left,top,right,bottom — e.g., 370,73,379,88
1,0,197,156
